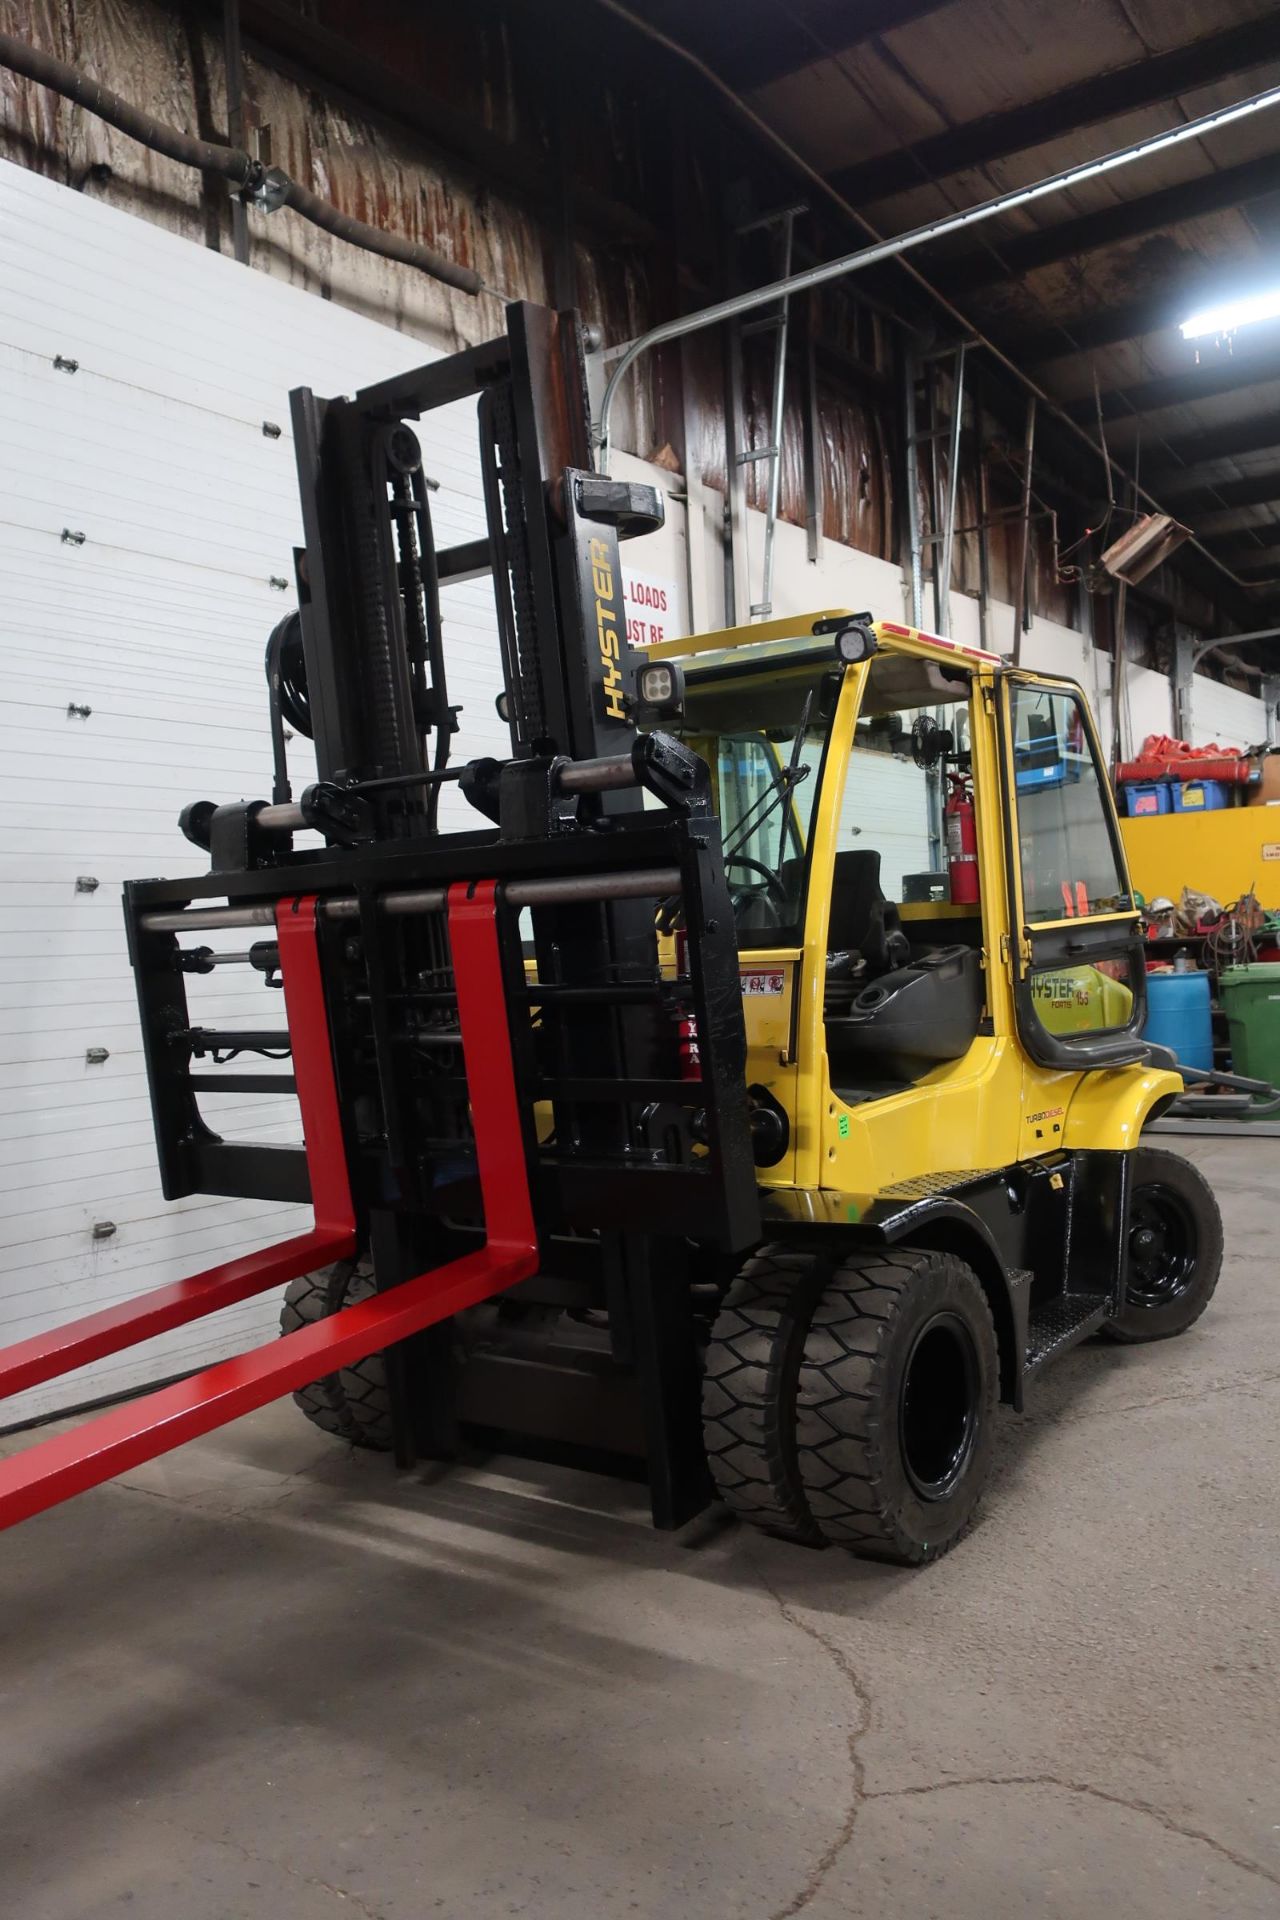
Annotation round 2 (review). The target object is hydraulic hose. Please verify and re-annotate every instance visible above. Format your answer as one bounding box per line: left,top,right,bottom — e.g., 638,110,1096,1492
0,31,483,295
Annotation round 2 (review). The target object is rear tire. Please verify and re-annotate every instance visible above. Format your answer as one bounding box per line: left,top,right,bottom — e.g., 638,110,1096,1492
280,1259,394,1451
1103,1147,1223,1343
701,1246,831,1545
795,1249,999,1566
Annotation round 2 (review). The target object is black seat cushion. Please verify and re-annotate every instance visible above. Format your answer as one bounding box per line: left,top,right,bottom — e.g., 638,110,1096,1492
827,850,910,975
778,848,910,977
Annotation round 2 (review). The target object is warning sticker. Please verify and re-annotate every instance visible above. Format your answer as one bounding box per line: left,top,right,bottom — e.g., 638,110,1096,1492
1264,843,1280,862
740,969,785,997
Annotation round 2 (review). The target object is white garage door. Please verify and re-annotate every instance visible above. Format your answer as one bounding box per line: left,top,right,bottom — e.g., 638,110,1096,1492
0,159,512,1423
838,751,935,899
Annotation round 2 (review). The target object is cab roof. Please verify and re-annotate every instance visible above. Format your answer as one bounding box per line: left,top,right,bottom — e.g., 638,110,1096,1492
645,611,1002,674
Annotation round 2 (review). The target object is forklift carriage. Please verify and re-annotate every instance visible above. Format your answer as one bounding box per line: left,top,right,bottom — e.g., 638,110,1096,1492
0,303,1223,1565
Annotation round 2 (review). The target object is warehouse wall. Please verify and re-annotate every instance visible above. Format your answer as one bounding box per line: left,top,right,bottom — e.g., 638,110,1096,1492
628,471,1274,754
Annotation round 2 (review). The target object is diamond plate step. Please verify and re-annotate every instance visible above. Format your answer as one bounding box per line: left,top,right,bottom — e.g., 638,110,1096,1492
1025,1292,1110,1374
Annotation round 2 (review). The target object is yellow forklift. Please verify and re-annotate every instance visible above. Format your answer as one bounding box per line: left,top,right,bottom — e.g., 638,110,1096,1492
0,305,1221,1566
641,610,1219,1561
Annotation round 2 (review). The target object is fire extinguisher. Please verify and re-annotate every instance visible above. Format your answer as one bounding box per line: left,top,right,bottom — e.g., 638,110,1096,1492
945,770,980,905
674,927,701,1079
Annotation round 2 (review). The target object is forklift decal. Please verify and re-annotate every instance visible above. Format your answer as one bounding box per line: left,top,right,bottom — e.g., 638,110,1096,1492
740,968,785,995
589,536,627,721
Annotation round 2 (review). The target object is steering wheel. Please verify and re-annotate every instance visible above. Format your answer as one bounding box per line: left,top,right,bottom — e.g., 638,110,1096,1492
725,856,790,928
725,855,789,903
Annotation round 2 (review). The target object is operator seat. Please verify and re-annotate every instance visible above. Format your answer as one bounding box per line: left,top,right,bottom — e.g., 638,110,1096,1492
826,849,910,976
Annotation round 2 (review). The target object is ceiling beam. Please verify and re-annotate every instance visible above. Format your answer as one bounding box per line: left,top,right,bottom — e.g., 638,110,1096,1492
1146,412,1280,483
691,0,955,94
1011,286,1216,363
1216,537,1280,567
828,19,1280,205
1065,336,1280,424
1159,466,1280,514
1195,506,1280,539
940,153,1280,291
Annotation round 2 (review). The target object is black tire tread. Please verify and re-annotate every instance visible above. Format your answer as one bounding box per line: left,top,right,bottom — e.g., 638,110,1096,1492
795,1249,997,1566
337,1266,394,1450
280,1261,359,1439
1103,1146,1224,1344
702,1246,830,1545
279,1258,394,1450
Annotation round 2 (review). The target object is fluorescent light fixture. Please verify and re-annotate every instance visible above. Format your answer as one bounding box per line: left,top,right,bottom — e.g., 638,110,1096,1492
1180,287,1280,340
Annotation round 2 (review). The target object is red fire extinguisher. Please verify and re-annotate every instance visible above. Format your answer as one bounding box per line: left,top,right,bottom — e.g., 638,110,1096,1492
945,770,980,905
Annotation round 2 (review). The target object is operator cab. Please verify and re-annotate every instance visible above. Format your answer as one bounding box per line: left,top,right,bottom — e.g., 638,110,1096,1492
644,615,1146,1106
663,643,988,1101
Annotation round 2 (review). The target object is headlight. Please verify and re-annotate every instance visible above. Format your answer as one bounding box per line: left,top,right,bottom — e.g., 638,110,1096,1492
635,659,685,720
834,621,877,663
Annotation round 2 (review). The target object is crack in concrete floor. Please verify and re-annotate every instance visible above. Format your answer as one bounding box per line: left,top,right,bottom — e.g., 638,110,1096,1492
157,1814,390,1920
745,1546,873,1920
862,1776,1280,1889
746,1520,1280,1916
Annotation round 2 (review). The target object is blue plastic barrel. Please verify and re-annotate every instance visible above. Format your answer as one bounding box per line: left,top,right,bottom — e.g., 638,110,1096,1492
1143,970,1213,1072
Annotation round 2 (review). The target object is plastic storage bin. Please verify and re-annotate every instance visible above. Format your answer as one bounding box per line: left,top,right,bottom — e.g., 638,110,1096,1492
1171,779,1228,813
1219,964,1280,1089
1143,968,1213,1072
1122,782,1170,817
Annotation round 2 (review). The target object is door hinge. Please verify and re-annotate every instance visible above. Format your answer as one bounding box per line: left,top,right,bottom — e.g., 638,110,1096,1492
1000,930,1031,971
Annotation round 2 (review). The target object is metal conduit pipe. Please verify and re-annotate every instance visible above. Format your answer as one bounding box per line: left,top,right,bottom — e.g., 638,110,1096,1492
590,6,1280,595
139,866,684,933
0,31,483,295
596,82,1280,468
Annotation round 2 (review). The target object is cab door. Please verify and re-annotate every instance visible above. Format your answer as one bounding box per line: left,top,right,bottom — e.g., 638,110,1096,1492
998,673,1149,1070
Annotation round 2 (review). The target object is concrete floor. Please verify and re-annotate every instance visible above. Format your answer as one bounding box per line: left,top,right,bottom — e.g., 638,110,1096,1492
2,1137,1277,1920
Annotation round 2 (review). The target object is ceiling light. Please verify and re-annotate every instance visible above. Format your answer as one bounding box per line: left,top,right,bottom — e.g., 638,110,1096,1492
1180,287,1280,340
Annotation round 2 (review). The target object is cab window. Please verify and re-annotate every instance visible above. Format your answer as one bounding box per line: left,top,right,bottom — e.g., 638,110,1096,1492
678,666,833,946
1010,685,1130,923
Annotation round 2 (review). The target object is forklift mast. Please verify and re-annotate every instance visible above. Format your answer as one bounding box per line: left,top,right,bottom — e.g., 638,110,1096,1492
0,304,760,1531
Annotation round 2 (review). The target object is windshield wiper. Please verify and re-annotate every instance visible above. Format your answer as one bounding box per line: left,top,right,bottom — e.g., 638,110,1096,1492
723,691,814,874
776,692,813,870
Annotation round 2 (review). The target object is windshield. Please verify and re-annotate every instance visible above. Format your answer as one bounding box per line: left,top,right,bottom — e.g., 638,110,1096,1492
675,663,837,945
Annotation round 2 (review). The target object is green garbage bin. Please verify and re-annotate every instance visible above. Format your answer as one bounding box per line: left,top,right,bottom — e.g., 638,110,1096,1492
1219,964,1280,1092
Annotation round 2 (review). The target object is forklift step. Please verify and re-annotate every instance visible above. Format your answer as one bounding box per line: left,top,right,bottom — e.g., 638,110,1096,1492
1024,1292,1110,1374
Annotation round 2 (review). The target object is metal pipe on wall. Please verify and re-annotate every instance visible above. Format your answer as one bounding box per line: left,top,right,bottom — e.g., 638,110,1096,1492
594,83,1280,466
0,30,483,294
1010,395,1037,663
936,342,967,638
754,207,798,619
221,0,249,266
902,349,924,629
589,36,1280,598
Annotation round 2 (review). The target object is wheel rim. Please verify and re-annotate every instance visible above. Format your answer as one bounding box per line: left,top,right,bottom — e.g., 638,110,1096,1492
899,1312,980,1502
1126,1183,1198,1309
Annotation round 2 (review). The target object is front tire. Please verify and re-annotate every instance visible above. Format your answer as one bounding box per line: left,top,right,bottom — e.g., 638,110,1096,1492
1104,1147,1223,1343
701,1246,831,1546
795,1249,999,1566
280,1260,394,1450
